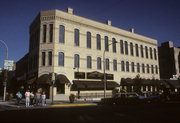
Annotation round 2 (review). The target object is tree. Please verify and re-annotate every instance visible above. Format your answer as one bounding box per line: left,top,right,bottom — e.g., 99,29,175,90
133,74,142,94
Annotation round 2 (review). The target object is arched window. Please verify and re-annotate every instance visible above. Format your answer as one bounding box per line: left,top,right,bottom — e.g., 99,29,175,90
87,32,91,48
121,61,125,72
74,29,79,46
125,41,128,55
154,48,157,60
74,54,80,68
150,47,153,59
49,24,53,42
151,65,154,74
96,34,101,50
130,42,134,56
137,63,140,73
58,52,64,66
131,62,135,72
105,36,109,51
112,38,116,53
48,51,52,66
105,58,109,70
42,52,46,66
87,56,92,68
140,45,144,58
126,61,129,72
145,46,149,59
43,25,47,43
147,64,150,73
135,44,139,57
97,57,101,70
59,25,65,43
113,59,117,71
120,40,124,54
142,63,145,73
155,65,158,74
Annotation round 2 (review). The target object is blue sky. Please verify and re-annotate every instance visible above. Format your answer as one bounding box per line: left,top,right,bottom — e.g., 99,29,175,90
0,0,180,68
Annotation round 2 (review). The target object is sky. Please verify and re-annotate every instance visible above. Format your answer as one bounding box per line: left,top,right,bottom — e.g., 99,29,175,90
0,0,180,68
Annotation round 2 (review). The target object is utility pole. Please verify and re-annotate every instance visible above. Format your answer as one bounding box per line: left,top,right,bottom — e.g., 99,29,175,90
50,72,55,104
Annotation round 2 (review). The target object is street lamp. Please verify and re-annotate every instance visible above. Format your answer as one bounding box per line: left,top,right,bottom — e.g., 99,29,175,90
103,41,117,98
0,40,8,102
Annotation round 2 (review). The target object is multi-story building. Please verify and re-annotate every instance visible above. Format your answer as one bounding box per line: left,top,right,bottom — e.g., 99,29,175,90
158,41,180,79
16,8,160,99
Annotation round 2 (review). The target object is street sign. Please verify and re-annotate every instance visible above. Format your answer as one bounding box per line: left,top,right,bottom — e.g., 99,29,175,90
4,60,14,71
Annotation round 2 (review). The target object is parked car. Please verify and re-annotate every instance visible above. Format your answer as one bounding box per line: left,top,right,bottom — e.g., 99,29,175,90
138,92,161,103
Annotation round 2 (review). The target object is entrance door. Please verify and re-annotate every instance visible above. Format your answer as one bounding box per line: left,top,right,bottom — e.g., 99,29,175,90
57,83,65,94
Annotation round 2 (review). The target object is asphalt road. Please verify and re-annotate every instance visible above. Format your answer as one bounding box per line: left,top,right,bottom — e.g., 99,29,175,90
0,102,180,123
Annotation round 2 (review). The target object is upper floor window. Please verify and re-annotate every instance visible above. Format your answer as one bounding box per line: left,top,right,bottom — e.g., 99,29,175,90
74,54,80,68
135,44,139,57
113,59,117,71
130,42,134,56
121,61,125,72
59,25,65,43
126,61,129,72
147,64,150,73
150,47,153,59
131,62,135,72
74,29,79,46
125,41,128,55
140,45,144,58
105,36,109,51
142,63,145,73
49,24,53,42
120,40,124,54
145,46,149,59
137,63,140,73
87,32,91,48
155,65,158,74
154,48,157,60
96,34,101,50
48,51,52,66
97,57,101,70
42,52,46,66
43,25,47,43
87,56,92,68
151,65,154,74
105,58,110,70
112,38,116,53
58,52,64,66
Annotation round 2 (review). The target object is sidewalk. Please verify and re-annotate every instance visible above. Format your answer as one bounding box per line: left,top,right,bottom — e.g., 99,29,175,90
0,98,98,110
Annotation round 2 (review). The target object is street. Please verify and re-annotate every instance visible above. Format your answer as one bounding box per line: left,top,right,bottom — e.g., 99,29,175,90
0,102,180,123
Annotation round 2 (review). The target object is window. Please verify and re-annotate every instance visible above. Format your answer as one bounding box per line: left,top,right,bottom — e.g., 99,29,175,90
126,61,129,72
151,65,154,74
137,63,140,73
155,65,158,74
130,42,134,56
42,52,46,66
113,59,117,71
120,40,124,54
48,51,52,66
74,54,80,68
105,58,109,70
87,56,92,68
59,25,65,43
125,41,128,55
58,52,64,66
140,45,144,58
74,29,79,46
43,25,46,43
97,57,101,70
96,34,101,50
145,46,148,58
154,48,157,60
142,63,145,73
49,24,53,42
150,47,153,59
87,32,91,48
121,61,125,72
147,64,150,73
105,36,109,51
135,44,139,57
131,62,135,72
112,38,116,53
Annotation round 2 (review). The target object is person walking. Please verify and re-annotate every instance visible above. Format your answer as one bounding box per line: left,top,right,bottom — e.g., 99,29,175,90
25,90,30,107
41,91,46,106
16,91,22,106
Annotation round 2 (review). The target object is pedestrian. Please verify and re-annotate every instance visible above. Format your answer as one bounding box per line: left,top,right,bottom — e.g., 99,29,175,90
41,91,46,106
16,91,22,106
30,91,34,106
25,90,30,107
35,90,41,106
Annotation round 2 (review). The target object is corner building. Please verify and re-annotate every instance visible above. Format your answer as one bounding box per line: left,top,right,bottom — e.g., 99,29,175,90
22,8,160,99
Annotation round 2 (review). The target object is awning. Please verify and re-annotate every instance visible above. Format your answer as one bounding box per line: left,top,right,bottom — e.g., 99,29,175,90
159,80,170,88
56,74,71,84
165,80,180,88
71,80,119,90
27,77,36,84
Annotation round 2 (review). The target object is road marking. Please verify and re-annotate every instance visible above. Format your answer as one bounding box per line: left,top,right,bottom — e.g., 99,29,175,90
50,103,96,107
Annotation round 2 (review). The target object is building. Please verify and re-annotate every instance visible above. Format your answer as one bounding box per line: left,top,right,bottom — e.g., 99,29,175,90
16,8,160,100
158,41,180,79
